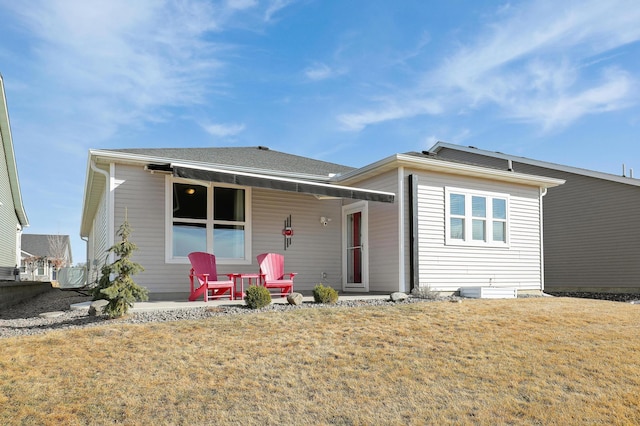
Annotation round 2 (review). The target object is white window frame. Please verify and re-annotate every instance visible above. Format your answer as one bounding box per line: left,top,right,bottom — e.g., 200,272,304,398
445,187,510,248
165,176,252,265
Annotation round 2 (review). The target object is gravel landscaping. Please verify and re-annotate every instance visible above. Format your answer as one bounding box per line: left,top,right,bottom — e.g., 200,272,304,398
0,288,433,339
2,288,638,339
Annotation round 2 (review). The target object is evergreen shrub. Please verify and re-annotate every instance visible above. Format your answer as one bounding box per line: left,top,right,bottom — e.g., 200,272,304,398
245,285,272,309
92,214,148,318
312,284,339,304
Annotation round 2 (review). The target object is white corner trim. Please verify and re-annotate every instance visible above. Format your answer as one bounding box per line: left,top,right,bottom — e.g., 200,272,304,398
398,166,406,292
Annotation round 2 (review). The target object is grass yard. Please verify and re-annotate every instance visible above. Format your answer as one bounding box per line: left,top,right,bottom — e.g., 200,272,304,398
1,297,639,425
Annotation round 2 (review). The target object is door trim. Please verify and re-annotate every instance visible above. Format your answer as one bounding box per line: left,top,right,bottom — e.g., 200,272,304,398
342,201,369,292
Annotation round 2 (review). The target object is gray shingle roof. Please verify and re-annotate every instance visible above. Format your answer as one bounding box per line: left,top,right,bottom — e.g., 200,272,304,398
111,146,355,177
21,234,71,259
403,150,509,172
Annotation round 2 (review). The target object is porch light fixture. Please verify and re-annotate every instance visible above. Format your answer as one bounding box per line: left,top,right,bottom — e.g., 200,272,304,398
320,216,331,227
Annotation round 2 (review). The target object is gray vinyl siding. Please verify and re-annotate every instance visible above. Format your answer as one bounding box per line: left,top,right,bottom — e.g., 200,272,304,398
0,135,19,270
437,147,640,292
110,163,343,296
346,170,401,292
412,169,542,292
92,190,109,267
250,188,342,291
516,166,640,291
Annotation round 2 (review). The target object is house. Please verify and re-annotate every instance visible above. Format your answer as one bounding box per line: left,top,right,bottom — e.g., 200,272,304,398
20,234,73,281
0,74,29,280
431,141,640,294
80,146,563,300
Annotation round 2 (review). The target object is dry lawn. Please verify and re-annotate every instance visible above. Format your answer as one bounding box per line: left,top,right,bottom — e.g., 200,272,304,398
1,297,639,425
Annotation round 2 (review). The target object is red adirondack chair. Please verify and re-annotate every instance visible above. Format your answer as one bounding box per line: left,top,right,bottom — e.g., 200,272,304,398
188,252,235,302
257,253,296,297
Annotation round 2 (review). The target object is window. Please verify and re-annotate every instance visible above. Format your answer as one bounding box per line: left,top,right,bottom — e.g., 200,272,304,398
446,188,509,247
167,179,251,263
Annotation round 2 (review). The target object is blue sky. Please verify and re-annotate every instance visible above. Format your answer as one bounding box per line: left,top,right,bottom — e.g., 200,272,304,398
1,0,639,263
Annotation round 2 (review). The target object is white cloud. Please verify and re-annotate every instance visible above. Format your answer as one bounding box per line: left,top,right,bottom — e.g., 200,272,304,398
508,68,635,131
201,122,246,137
338,99,443,131
422,128,470,151
1,0,253,146
304,63,338,81
340,0,640,132
226,0,257,10
264,0,295,22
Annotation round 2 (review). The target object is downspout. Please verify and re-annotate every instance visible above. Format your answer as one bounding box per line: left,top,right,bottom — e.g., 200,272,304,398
398,166,405,292
16,223,23,269
90,160,114,264
539,187,548,294
80,235,88,280
407,174,419,293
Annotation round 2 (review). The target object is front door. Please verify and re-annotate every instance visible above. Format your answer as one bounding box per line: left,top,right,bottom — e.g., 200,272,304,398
342,201,368,291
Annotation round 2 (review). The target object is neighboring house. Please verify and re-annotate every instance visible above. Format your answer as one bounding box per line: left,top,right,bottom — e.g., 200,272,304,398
431,141,640,294
80,146,563,300
0,74,29,280
21,234,73,281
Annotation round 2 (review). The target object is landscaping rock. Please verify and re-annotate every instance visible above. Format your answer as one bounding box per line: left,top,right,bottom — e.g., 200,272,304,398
89,299,109,316
287,292,303,306
390,292,408,302
39,311,65,318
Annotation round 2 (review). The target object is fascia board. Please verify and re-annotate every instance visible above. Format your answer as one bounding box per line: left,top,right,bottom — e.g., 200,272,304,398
0,75,29,226
337,153,565,189
80,154,95,237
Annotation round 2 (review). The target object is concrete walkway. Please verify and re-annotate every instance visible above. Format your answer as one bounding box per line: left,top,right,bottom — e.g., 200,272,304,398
71,294,393,313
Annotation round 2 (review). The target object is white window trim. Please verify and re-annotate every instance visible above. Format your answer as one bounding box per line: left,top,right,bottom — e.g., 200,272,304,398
165,176,252,265
444,187,510,248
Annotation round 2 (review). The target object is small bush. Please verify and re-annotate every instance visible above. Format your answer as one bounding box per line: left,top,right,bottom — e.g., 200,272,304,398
312,284,339,304
411,286,441,300
244,285,271,309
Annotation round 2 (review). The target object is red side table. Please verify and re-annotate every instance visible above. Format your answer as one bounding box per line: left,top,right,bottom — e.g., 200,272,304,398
234,273,262,299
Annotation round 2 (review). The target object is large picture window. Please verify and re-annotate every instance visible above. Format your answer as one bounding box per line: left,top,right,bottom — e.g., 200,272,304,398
445,188,509,247
167,179,250,263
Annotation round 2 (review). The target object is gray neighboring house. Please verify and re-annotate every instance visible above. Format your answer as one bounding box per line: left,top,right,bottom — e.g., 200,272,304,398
431,141,640,294
20,234,73,281
80,146,562,300
0,74,29,280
